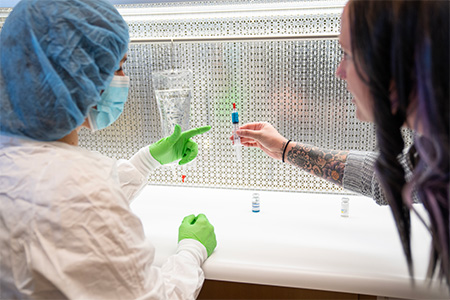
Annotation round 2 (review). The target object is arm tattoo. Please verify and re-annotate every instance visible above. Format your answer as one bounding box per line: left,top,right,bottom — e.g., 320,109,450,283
285,143,348,186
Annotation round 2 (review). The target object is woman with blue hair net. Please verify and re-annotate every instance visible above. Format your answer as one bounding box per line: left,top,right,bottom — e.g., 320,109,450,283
0,0,216,299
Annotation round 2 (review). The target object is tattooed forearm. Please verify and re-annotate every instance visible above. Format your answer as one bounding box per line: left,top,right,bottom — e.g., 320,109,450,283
285,143,349,186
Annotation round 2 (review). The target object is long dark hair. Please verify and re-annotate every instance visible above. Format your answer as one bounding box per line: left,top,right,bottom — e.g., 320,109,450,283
348,0,449,284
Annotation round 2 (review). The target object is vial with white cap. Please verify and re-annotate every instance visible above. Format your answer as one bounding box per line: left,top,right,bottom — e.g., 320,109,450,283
341,197,349,217
252,193,260,213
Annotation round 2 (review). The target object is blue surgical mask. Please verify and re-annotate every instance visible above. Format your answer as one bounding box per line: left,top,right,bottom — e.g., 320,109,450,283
88,75,130,131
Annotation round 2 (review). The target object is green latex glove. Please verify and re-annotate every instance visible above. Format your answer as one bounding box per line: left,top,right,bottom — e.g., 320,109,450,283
178,214,217,257
149,124,211,165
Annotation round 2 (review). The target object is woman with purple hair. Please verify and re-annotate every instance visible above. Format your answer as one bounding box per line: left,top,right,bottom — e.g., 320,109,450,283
235,0,449,286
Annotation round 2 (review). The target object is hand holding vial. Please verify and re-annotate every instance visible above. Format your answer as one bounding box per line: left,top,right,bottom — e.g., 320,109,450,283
231,122,289,161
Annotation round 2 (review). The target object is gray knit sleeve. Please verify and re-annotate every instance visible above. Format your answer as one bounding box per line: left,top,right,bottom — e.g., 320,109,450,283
342,151,389,206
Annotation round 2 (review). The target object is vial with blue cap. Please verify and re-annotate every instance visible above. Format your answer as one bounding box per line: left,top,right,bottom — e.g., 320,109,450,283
252,193,260,213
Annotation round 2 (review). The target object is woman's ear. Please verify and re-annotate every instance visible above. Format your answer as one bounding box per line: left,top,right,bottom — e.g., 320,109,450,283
77,117,91,132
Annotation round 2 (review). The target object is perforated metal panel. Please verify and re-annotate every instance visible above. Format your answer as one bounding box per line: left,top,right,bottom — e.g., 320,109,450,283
1,1,385,194
81,0,377,194
0,8,11,27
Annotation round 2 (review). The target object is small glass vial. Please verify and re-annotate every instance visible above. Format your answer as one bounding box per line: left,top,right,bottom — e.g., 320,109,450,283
341,197,349,217
252,193,260,213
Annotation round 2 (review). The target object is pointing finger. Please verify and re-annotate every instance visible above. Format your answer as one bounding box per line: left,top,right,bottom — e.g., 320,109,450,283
182,125,211,139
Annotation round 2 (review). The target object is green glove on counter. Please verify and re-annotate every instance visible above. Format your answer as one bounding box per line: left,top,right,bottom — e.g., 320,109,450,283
149,124,211,165
178,214,217,257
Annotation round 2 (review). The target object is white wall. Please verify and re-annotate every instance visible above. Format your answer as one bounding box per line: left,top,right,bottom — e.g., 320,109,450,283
0,0,191,8
0,0,20,7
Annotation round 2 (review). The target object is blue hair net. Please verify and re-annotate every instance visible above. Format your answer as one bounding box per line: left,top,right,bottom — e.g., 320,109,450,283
0,0,129,141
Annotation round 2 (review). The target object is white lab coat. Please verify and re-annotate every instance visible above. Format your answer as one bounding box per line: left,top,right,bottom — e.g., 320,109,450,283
0,135,207,300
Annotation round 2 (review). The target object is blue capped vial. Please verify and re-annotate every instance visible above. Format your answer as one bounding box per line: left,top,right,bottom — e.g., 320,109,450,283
252,193,260,213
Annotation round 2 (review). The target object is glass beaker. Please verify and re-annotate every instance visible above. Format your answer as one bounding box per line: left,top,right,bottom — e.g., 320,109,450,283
152,69,193,137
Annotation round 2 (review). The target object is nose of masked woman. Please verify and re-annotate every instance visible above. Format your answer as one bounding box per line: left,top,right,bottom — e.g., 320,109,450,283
0,0,129,141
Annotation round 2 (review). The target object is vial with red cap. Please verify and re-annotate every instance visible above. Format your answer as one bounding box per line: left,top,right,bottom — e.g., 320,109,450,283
231,103,242,160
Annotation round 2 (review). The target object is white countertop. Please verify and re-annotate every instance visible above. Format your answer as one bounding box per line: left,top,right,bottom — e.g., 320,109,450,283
130,185,449,299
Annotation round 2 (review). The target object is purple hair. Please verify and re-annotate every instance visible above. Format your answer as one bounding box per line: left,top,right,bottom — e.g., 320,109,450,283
348,0,449,285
